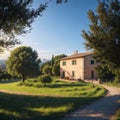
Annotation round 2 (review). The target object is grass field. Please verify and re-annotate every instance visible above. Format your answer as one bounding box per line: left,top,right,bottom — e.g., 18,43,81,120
0,77,106,120
104,82,120,87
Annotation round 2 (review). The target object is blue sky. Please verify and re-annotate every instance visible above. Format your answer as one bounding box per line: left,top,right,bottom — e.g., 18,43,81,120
0,0,98,60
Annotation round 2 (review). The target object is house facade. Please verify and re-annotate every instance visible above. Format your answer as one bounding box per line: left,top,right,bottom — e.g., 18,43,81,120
60,51,98,80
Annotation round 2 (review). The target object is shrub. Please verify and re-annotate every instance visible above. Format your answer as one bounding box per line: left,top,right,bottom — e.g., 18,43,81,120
38,75,53,85
27,78,38,82
17,82,24,86
0,72,12,80
114,74,120,83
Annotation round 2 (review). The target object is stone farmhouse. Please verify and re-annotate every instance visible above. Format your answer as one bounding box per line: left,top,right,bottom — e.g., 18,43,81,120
60,51,99,80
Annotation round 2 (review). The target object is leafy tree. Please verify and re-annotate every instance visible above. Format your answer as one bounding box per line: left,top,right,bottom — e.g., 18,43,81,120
0,0,68,52
40,54,66,76
40,61,51,72
0,71,12,80
82,0,120,82
6,46,41,82
96,65,115,82
52,54,66,76
0,0,47,52
42,64,52,75
51,55,54,66
52,64,60,76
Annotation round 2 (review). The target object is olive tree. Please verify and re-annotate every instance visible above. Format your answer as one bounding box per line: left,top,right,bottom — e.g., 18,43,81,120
6,46,41,82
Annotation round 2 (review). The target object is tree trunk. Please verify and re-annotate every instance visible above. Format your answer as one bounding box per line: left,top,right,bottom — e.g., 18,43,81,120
114,69,120,83
22,75,25,82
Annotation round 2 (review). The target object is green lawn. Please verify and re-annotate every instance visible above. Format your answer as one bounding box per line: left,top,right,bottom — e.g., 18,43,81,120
0,78,106,120
104,82,120,87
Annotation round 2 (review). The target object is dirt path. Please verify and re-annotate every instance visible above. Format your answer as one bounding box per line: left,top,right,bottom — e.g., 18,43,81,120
62,85,120,120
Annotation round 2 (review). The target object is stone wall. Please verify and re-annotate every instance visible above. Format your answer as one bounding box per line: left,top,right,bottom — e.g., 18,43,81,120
60,58,84,80
60,54,99,80
84,55,98,79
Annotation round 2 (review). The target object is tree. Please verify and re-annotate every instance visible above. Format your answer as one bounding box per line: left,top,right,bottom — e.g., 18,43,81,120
0,0,68,52
52,54,66,76
40,54,66,76
52,64,60,76
0,0,47,52
51,55,54,66
82,0,120,82
42,64,52,75
6,46,41,82
96,65,115,82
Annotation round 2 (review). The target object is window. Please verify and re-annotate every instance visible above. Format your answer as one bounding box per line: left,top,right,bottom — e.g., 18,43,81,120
72,60,77,65
72,71,75,77
91,60,94,64
62,61,66,66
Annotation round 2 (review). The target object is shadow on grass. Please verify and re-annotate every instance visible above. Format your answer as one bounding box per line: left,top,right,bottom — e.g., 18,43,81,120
0,79,20,84
0,91,103,120
44,83,87,88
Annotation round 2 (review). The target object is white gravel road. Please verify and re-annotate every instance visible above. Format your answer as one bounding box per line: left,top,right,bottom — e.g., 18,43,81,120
62,85,120,120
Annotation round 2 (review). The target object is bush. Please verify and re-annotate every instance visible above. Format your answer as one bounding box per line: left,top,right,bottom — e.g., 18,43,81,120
17,82,24,86
38,75,53,85
0,72,12,80
17,80,34,87
114,74,120,83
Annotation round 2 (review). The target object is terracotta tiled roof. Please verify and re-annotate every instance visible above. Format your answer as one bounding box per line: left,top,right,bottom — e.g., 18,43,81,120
60,52,93,60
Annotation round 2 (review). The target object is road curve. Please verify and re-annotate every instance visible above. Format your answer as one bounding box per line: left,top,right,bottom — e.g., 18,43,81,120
62,85,120,120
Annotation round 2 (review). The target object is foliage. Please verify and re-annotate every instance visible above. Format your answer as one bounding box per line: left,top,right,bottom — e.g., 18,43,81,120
54,54,67,64
0,0,68,52
38,74,53,85
6,46,41,82
0,0,47,52
82,0,120,82
42,64,52,75
52,64,60,76
41,54,66,76
96,65,115,82
0,71,12,80
40,61,51,74
52,54,67,76
114,74,120,83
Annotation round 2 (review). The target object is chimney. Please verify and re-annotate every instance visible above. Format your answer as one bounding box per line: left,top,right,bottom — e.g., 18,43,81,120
73,50,78,55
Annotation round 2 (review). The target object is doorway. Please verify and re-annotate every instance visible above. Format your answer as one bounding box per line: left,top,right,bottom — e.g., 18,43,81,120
62,71,65,78
91,71,94,78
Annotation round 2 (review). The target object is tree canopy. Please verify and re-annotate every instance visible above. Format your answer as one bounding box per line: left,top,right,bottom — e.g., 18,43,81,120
6,46,41,82
41,54,66,76
0,0,47,52
0,0,68,52
82,0,120,82
51,54,66,76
